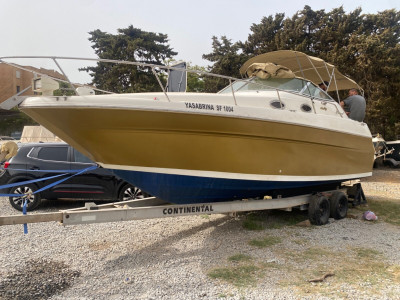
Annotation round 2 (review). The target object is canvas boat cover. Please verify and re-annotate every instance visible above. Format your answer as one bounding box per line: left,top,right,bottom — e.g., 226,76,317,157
240,50,360,92
246,63,295,79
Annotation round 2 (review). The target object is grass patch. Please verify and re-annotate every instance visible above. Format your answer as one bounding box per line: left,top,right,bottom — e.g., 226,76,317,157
248,236,282,248
302,247,335,260
266,210,308,229
286,246,336,264
208,265,260,287
242,212,267,230
279,246,400,298
355,247,382,259
293,239,308,246
228,254,252,263
200,214,210,219
357,198,400,226
241,210,308,230
262,261,282,270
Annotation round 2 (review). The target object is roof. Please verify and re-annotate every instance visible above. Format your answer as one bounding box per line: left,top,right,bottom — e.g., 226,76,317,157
239,50,360,92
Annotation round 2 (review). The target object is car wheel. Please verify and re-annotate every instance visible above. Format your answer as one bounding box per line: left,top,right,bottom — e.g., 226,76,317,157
9,184,42,211
119,184,148,201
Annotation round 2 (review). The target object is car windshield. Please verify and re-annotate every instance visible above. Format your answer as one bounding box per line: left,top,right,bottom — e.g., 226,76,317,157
218,77,333,101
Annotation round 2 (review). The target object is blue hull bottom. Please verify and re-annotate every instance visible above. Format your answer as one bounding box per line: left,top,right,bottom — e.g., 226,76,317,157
113,170,344,204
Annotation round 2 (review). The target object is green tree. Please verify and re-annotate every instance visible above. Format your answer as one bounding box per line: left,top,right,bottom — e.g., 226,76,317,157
345,10,400,138
53,82,77,96
0,110,37,137
202,36,247,92
82,25,177,93
203,6,400,138
240,13,286,54
186,63,207,92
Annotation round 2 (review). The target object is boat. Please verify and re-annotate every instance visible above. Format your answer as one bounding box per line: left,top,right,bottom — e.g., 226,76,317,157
372,134,400,167
385,139,400,162
0,51,375,204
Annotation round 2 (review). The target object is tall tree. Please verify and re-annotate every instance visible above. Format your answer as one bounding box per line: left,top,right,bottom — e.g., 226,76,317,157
186,64,207,93
203,6,400,138
202,36,247,92
82,26,177,93
240,13,286,54
345,10,400,137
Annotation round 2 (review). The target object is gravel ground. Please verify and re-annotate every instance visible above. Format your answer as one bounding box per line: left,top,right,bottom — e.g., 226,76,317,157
0,168,399,300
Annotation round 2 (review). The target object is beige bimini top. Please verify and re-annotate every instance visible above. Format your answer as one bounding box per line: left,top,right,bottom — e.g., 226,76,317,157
240,50,361,92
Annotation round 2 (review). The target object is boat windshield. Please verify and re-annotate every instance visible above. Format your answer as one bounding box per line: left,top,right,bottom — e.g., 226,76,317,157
219,77,333,101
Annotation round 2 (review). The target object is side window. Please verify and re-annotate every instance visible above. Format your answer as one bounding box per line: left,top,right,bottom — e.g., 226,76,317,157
37,147,69,162
73,149,93,164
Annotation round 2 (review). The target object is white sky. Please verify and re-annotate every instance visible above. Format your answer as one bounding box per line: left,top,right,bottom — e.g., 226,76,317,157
1,0,399,83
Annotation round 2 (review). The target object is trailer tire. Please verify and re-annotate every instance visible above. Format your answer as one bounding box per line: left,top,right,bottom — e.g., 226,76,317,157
9,184,42,211
308,194,330,225
329,191,348,220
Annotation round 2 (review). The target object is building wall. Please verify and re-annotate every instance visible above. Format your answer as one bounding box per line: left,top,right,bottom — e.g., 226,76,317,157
0,63,65,104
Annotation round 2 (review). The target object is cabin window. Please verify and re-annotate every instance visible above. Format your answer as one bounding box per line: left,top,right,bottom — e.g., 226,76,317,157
270,100,285,109
301,104,312,112
16,71,21,78
16,86,20,93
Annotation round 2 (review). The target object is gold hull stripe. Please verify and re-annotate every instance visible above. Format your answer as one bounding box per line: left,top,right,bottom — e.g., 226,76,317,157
20,107,375,177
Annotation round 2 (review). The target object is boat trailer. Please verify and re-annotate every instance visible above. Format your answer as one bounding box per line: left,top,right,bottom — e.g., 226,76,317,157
0,181,365,228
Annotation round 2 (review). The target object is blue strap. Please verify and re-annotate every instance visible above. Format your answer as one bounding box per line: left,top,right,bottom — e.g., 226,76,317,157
0,165,98,197
23,199,28,234
34,165,97,194
0,173,69,192
12,164,98,235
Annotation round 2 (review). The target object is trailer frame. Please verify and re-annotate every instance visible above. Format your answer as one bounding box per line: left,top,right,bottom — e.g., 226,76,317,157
0,185,356,227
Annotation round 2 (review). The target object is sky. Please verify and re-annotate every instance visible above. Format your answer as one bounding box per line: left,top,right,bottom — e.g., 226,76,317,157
1,0,399,83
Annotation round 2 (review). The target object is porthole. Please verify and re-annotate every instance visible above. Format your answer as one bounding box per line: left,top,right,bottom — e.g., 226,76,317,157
270,100,285,109
301,104,312,112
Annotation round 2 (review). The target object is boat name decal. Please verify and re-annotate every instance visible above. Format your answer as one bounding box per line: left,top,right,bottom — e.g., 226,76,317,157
163,205,214,215
185,102,234,112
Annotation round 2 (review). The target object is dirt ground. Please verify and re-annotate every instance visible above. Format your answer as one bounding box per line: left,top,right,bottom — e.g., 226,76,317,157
360,167,400,203
362,166,400,184
0,166,399,300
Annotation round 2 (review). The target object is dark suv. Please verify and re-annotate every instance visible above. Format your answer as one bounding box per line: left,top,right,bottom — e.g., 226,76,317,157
0,143,147,211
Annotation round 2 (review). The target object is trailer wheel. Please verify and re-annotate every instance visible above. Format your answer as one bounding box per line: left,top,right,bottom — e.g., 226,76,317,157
329,191,348,220
9,184,42,211
308,194,330,225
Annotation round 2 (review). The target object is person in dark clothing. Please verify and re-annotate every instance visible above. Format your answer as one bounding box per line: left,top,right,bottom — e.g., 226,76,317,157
340,89,366,122
318,81,329,91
